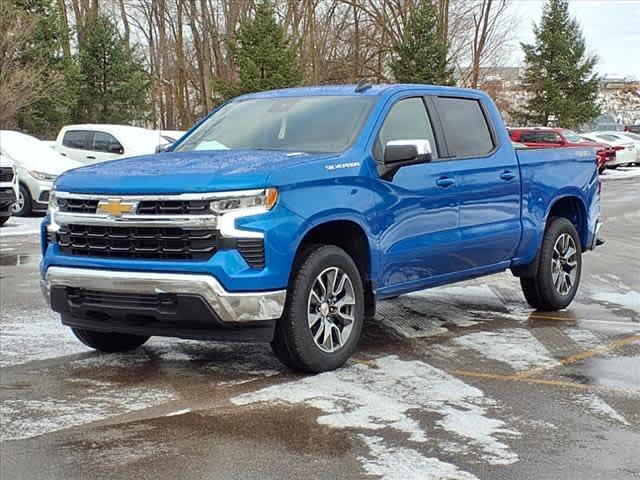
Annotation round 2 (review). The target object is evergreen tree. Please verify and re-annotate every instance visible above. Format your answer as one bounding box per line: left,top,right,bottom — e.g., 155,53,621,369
13,0,78,138
222,0,302,98
391,1,454,85
75,15,150,124
515,0,599,128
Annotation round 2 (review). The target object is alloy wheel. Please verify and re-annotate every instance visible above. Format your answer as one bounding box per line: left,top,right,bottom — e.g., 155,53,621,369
551,233,578,296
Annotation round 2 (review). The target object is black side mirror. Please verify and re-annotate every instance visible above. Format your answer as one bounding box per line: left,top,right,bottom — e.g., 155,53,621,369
109,145,124,154
378,139,432,180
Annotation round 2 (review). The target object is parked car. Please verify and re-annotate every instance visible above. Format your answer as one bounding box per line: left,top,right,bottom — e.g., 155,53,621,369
0,131,81,216
41,84,601,373
581,132,636,167
596,131,640,163
625,125,640,134
53,124,171,164
0,154,18,225
508,127,614,172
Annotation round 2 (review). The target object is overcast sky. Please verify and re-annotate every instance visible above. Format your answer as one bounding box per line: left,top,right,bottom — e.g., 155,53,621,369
508,0,640,79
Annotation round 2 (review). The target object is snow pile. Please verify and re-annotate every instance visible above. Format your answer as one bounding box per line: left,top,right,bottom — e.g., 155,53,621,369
233,355,520,473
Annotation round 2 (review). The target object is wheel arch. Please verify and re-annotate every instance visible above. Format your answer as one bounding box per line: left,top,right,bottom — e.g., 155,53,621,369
545,194,588,249
291,218,376,318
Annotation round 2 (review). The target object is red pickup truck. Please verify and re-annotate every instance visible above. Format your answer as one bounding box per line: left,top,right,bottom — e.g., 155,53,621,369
508,127,614,172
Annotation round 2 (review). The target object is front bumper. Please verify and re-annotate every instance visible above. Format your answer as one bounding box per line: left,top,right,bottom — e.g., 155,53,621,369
0,187,16,214
41,267,286,342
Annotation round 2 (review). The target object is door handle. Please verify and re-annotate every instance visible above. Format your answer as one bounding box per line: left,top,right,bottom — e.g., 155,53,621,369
500,170,516,181
436,176,455,188
86,156,96,160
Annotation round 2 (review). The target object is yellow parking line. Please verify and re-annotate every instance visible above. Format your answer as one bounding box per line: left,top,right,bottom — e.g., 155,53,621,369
514,334,640,379
451,369,636,395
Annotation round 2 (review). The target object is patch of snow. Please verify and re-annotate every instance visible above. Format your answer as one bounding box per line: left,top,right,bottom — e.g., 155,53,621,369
0,307,89,367
0,217,41,237
592,291,640,314
1,385,174,441
565,328,602,349
232,355,520,465
451,329,556,371
600,166,640,182
165,408,191,417
358,435,479,480
577,394,630,426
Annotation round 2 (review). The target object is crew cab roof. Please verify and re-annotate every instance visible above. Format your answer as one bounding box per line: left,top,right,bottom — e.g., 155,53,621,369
236,84,486,100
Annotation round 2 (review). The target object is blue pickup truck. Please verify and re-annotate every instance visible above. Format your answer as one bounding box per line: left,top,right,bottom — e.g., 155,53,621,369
40,84,601,372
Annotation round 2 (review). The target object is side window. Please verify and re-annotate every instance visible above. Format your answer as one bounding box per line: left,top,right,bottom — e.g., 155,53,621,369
436,97,495,157
376,97,436,160
539,132,562,143
62,130,92,150
519,132,539,143
93,132,124,154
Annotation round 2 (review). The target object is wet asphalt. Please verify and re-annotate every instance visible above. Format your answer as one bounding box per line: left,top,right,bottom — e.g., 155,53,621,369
0,172,638,480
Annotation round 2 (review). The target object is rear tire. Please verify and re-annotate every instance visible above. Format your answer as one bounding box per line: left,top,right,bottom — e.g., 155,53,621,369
271,245,364,373
72,328,149,352
520,217,582,311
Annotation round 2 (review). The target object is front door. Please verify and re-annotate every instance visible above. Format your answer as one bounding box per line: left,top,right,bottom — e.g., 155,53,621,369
369,96,462,294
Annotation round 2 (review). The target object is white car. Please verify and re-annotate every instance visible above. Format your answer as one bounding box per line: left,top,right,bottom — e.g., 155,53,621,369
597,131,640,163
54,124,171,164
581,132,636,167
0,131,81,216
0,154,18,225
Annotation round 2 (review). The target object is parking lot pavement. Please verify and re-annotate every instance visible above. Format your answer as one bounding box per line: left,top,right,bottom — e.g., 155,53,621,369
1,172,638,480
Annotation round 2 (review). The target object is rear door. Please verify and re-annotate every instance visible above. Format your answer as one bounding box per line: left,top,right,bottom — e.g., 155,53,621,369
58,130,93,163
434,96,521,268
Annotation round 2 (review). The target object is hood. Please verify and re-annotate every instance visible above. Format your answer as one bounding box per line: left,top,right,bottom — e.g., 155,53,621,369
55,150,334,194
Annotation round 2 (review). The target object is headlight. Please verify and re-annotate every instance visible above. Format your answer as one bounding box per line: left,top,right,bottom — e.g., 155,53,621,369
30,170,58,182
209,188,278,214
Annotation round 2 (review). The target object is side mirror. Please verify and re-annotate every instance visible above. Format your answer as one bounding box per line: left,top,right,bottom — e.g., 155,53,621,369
378,139,432,180
156,143,172,153
109,145,124,154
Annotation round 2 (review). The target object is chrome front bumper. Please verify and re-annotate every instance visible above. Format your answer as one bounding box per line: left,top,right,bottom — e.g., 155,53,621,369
41,267,286,323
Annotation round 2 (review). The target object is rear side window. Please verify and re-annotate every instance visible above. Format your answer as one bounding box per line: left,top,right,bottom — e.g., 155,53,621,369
93,132,124,154
62,130,92,150
436,97,494,157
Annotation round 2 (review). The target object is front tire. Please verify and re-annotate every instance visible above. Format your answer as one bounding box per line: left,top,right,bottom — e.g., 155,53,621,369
271,245,364,373
72,328,149,352
520,217,582,311
13,184,32,217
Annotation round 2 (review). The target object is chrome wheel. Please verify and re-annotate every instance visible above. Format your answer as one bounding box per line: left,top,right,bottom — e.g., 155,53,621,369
307,266,356,353
551,233,578,296
13,189,25,214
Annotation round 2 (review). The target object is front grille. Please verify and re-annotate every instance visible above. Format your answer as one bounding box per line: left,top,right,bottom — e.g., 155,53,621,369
57,225,217,260
57,197,99,213
56,198,212,215
66,288,177,310
0,167,13,182
137,200,210,215
237,239,265,269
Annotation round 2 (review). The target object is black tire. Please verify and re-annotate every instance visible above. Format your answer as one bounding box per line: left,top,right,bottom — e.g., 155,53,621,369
0,216,9,226
519,217,582,311
72,328,149,353
271,245,365,373
13,184,32,217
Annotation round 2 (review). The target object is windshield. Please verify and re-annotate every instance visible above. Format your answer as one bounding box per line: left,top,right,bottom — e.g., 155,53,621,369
562,130,583,143
175,96,375,154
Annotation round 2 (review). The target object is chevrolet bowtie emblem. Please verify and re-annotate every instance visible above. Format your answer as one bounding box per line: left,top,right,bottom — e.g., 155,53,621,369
97,199,137,217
